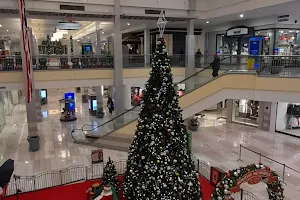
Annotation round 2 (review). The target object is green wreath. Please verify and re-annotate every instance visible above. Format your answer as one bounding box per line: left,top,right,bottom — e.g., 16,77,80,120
211,163,284,200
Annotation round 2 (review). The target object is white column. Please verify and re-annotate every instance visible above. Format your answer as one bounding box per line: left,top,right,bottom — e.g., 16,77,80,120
144,29,150,67
258,101,272,131
185,20,195,91
269,102,278,132
94,86,104,111
123,85,132,110
11,90,20,105
20,29,39,149
113,0,124,116
96,22,102,55
35,89,42,122
226,99,234,123
199,31,206,65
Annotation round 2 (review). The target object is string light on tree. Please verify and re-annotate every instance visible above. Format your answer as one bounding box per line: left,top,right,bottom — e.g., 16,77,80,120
123,10,202,200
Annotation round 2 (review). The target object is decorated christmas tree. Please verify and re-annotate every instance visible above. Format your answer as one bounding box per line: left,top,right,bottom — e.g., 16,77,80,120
123,11,202,200
46,34,51,55
102,157,119,192
55,40,62,55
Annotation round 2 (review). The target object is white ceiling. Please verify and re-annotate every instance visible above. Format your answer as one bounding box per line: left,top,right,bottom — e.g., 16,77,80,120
1,1,300,43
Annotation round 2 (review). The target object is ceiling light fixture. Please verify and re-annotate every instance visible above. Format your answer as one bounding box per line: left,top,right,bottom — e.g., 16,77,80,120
0,24,2,27
6,30,9,32
280,30,284,34
240,14,244,18
102,31,104,34
206,21,210,24
127,23,130,26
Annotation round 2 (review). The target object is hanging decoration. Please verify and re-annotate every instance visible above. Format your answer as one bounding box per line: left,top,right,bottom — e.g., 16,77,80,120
157,10,167,38
211,163,284,200
18,0,33,103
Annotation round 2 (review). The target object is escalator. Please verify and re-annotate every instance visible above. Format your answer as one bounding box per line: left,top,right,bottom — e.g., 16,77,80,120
70,59,251,151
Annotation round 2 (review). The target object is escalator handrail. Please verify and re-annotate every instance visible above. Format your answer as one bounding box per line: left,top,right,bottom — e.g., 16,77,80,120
72,57,231,140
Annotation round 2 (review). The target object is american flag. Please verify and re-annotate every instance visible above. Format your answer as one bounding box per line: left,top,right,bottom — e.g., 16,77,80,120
19,0,33,103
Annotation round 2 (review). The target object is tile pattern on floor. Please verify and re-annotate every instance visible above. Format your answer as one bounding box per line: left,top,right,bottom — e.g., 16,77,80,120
1,88,300,199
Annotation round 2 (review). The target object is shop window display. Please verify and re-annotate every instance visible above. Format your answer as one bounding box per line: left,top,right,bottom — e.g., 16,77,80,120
233,99,259,126
275,29,300,55
255,30,273,55
276,102,300,137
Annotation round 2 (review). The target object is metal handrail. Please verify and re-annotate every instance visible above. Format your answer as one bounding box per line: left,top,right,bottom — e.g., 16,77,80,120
5,157,209,197
71,56,232,141
237,144,300,184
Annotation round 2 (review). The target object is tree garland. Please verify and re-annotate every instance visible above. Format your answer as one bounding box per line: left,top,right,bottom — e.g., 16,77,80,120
211,163,284,200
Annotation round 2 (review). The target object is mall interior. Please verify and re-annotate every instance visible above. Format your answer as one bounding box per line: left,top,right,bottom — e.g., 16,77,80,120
1,0,300,200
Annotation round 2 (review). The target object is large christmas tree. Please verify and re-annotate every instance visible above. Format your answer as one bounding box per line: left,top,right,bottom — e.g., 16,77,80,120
102,157,119,192
123,37,202,200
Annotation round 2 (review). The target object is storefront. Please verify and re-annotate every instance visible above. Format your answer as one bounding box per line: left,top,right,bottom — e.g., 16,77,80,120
276,102,300,137
232,99,259,126
215,27,300,56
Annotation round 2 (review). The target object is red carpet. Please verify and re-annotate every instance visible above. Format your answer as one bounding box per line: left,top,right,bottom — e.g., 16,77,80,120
5,176,214,200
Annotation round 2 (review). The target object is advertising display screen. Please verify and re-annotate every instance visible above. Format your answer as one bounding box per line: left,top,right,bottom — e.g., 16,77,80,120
92,100,97,111
84,45,92,52
64,92,75,100
40,90,47,98
69,102,75,111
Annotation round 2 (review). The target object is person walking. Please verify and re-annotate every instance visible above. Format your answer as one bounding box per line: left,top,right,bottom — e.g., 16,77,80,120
107,97,114,115
211,54,220,77
196,49,203,67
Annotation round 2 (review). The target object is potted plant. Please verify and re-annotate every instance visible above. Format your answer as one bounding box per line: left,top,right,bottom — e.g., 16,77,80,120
96,107,105,118
188,118,199,131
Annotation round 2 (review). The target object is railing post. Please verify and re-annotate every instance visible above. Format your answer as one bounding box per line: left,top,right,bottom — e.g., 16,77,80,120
197,159,200,172
60,170,63,186
240,188,244,200
237,145,243,162
282,164,286,185
259,153,262,163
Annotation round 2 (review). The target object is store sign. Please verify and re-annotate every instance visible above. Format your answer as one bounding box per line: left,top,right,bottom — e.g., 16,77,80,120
227,28,249,36
230,169,277,193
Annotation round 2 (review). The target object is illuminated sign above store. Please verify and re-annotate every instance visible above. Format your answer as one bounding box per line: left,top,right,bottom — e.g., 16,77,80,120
56,22,81,30
227,27,249,36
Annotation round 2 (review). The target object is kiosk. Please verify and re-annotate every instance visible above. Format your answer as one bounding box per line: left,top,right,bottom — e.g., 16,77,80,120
40,89,47,105
88,94,97,116
59,92,77,121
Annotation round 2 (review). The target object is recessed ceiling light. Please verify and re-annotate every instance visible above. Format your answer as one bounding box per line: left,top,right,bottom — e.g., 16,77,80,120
127,23,130,26
206,21,210,24
0,24,2,27
280,30,284,33
77,39,80,42
240,14,244,18
6,30,9,32
101,31,104,34
297,31,299,33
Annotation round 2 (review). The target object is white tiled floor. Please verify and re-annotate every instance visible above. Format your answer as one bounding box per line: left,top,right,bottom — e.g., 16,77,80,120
1,88,300,199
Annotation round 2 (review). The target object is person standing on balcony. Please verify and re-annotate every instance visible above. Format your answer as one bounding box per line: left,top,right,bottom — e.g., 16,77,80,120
211,54,220,77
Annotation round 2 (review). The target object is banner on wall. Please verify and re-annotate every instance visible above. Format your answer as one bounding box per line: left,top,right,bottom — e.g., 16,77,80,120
18,0,33,103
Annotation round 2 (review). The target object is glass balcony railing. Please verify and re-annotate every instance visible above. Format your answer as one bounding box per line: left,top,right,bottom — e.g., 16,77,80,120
0,54,250,71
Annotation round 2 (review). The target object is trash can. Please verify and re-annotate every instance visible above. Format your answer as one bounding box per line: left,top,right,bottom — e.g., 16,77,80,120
27,136,40,152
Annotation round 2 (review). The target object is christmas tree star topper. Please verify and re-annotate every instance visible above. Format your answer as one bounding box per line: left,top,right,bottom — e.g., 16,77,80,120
157,10,167,38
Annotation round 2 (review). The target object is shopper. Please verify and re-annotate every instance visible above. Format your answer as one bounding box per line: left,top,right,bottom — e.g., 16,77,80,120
196,49,203,67
211,54,220,77
107,97,114,115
